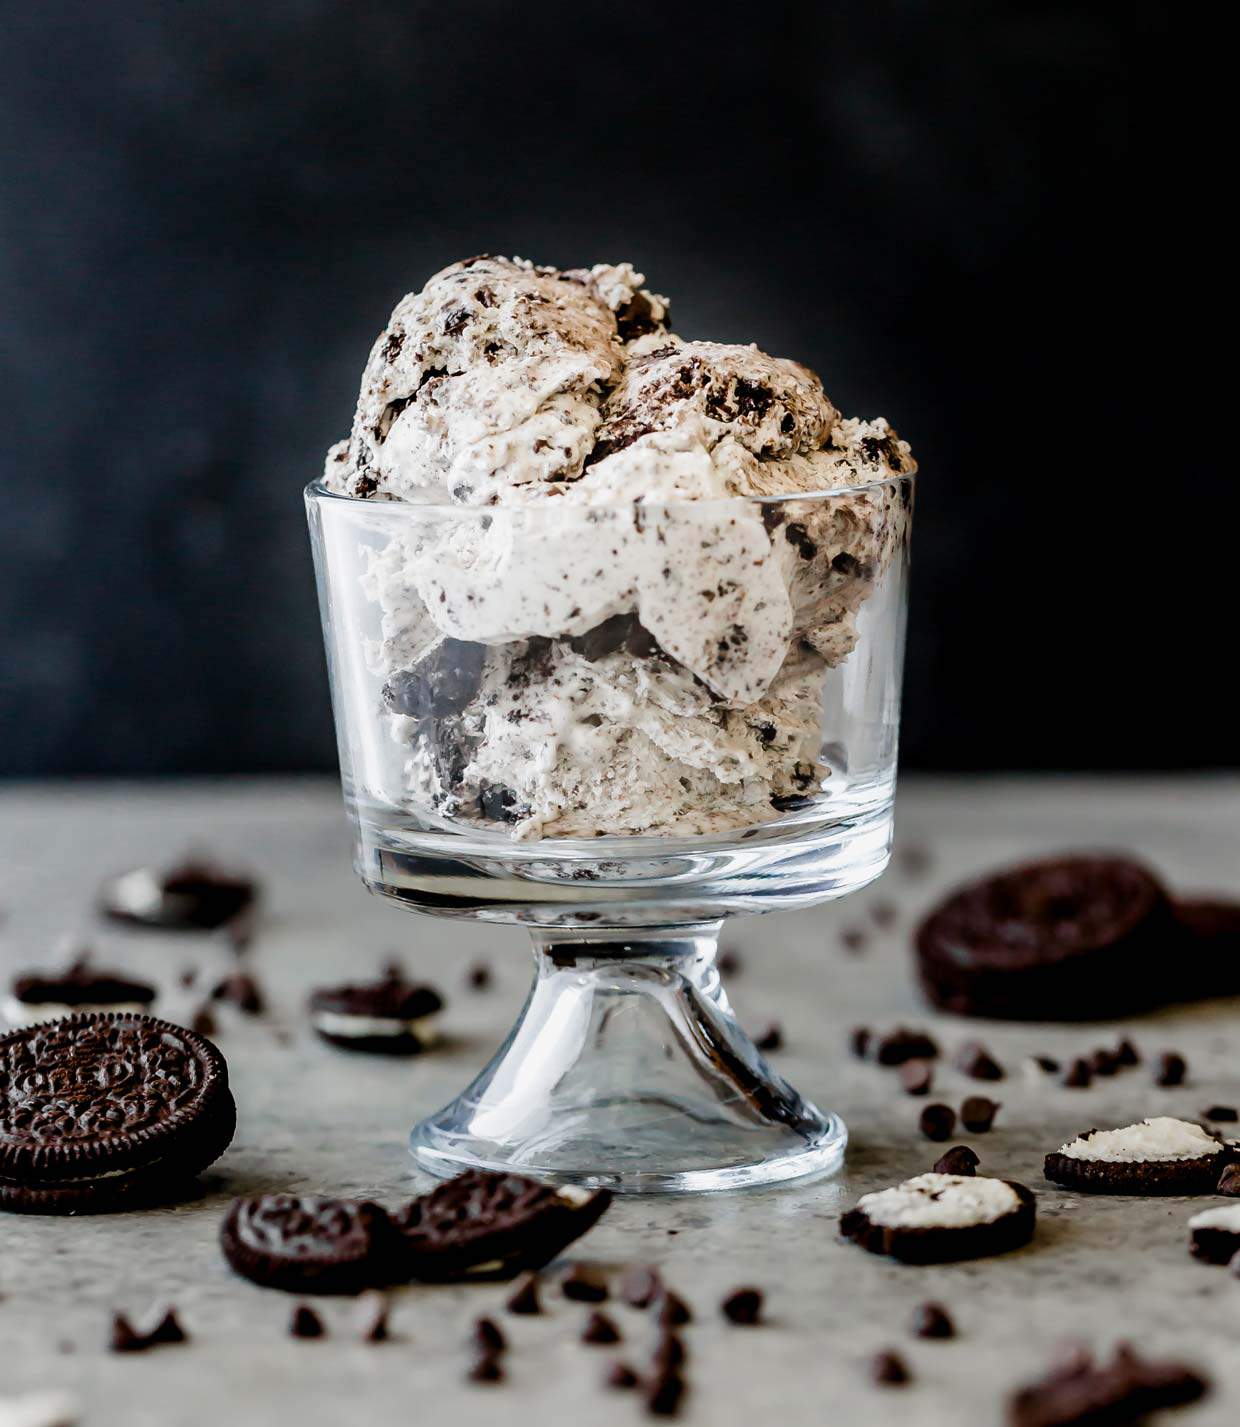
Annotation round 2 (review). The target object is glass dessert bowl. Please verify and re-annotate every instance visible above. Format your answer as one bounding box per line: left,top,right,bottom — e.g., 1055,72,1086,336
307,473,913,1193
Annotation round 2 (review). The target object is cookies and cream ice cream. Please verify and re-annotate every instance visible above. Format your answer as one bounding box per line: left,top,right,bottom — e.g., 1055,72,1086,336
323,256,914,839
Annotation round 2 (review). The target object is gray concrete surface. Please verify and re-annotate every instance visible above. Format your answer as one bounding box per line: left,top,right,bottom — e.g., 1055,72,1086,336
0,776,1236,1426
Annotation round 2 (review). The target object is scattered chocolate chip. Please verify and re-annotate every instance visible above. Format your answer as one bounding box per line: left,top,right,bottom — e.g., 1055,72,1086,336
607,1362,640,1389
1218,1164,1240,1196
505,1272,541,1315
644,1369,686,1416
1063,1058,1093,1088
1032,1055,1061,1074
211,971,265,1015
720,1287,762,1325
355,1291,389,1342
652,1333,687,1371
190,1004,217,1037
620,1265,662,1309
1203,1104,1238,1122
717,949,742,976
110,1308,187,1352
467,1351,504,1383
109,1314,142,1353
562,1265,608,1302
1090,1048,1120,1077
840,926,869,953
472,1317,506,1354
899,1060,933,1096
932,1145,979,1176
289,1304,325,1340
466,962,492,991
1156,1051,1188,1087
754,1022,783,1052
581,1311,621,1345
850,1026,873,1060
919,1103,957,1142
657,1292,692,1327
179,968,198,988
955,1040,1004,1081
960,1096,1000,1133
870,1350,911,1386
877,1028,939,1066
910,1302,955,1340
144,1309,187,1346
1116,1038,1141,1067
870,901,898,929
1007,1343,1207,1427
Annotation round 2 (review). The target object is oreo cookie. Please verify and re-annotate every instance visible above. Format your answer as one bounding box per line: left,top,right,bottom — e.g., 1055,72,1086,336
0,1013,236,1214
1188,1204,1240,1265
915,855,1175,1020
220,1195,404,1295
393,1170,611,1281
4,960,155,1028
308,974,443,1055
1044,1117,1230,1195
100,860,256,932
1007,1344,1208,1427
840,1172,1036,1264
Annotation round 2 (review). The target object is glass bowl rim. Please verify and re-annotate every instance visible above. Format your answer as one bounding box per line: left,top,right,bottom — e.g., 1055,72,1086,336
304,469,914,515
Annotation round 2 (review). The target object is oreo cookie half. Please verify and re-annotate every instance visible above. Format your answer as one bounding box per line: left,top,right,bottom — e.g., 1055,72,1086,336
915,854,1174,1020
0,1013,236,1214
1044,1118,1231,1195
220,1195,405,1295
1188,1203,1240,1265
4,963,155,1028
100,860,256,931
308,975,444,1056
393,1170,612,1281
840,1172,1036,1264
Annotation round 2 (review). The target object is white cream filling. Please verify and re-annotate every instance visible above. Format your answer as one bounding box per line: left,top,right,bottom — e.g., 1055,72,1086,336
1188,1204,1240,1232
311,1010,439,1043
1058,1118,1223,1164
1,995,149,1029
103,867,167,918
855,1173,1019,1229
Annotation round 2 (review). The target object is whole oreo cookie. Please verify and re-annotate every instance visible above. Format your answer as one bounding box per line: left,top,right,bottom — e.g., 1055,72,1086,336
308,975,444,1055
0,1013,236,1214
394,1170,612,1281
100,860,256,931
4,963,155,1028
220,1194,404,1295
915,855,1175,1019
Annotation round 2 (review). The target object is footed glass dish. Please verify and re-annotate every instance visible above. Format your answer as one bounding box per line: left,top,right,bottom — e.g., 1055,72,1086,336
307,473,913,1192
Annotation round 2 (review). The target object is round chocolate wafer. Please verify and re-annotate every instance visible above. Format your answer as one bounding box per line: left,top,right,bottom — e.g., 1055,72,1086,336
840,1172,1036,1264
1044,1117,1230,1195
220,1194,404,1295
0,1012,236,1214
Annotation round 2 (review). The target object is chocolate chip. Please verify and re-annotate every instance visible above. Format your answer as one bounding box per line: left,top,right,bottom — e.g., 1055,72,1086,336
211,971,265,1015
932,1145,979,1176
190,1004,217,1037
607,1362,640,1389
870,901,898,929
652,1333,686,1371
562,1265,608,1302
960,1096,1000,1133
143,1309,187,1346
954,1040,1004,1081
644,1370,686,1416
289,1305,325,1340
1063,1058,1093,1088
899,1060,933,1097
1218,1164,1240,1196
1032,1055,1061,1074
1116,1038,1141,1067
1090,1048,1120,1077
919,1104,957,1142
870,1350,911,1386
109,1314,143,1353
505,1272,541,1315
877,1028,939,1066
356,1291,389,1342
754,1022,783,1052
657,1292,692,1327
840,927,869,953
720,1288,763,1325
472,1317,506,1354
1203,1104,1238,1122
910,1302,955,1340
467,1351,504,1383
850,1026,872,1060
466,962,492,991
179,968,198,988
1155,1051,1187,1087
581,1311,621,1345
620,1265,662,1309
717,949,742,976
110,1308,186,1352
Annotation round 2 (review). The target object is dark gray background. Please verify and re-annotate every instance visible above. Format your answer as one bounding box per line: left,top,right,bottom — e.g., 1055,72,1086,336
2,2,1199,777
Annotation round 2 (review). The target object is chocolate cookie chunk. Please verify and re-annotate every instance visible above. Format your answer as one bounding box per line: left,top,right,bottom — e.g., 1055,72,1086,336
0,1013,236,1214
1044,1118,1230,1195
915,855,1175,1020
4,963,155,1028
1007,1343,1207,1426
1188,1204,1240,1265
393,1170,611,1281
220,1195,403,1295
840,1173,1036,1264
100,860,257,932
308,975,444,1055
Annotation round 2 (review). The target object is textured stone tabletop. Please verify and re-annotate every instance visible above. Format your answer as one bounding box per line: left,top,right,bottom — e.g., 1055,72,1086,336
0,777,1237,1426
